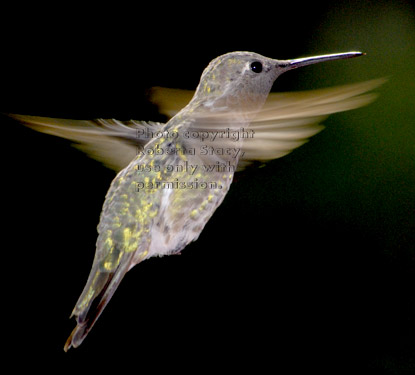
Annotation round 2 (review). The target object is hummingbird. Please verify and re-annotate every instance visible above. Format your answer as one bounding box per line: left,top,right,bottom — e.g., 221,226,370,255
11,51,384,351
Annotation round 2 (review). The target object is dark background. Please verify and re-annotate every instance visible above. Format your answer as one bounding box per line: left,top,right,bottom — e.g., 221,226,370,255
1,1,414,373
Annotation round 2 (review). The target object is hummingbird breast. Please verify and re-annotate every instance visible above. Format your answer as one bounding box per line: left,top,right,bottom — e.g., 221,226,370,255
97,127,236,266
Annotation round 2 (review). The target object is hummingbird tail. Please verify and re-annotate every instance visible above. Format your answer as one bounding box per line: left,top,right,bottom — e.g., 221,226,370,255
64,251,134,352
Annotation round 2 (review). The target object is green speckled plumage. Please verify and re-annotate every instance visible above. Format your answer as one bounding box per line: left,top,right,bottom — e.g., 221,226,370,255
66,111,238,348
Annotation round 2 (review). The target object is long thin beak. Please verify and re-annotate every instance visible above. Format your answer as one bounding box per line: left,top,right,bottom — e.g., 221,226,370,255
277,51,364,70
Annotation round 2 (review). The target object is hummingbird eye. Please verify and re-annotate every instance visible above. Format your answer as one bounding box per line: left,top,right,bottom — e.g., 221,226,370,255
250,61,263,73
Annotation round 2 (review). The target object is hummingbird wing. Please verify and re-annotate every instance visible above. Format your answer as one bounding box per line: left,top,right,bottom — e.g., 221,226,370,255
149,86,194,118
237,78,386,168
9,115,164,172
10,79,385,171
150,78,385,120
172,78,385,169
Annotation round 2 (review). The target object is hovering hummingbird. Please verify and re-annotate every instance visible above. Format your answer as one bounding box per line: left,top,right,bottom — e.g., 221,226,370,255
11,51,384,351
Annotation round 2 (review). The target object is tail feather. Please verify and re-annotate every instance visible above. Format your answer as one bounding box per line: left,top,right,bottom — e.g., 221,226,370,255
64,252,134,351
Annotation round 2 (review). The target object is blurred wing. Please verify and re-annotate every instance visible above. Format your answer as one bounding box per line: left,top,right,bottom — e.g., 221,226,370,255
158,79,385,170
149,86,194,118
239,78,386,168
11,79,385,172
10,115,164,172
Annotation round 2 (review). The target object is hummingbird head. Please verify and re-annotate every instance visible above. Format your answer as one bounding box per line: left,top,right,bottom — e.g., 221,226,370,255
193,52,280,112
192,51,363,114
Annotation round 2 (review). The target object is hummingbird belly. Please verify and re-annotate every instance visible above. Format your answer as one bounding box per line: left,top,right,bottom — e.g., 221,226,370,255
146,169,233,257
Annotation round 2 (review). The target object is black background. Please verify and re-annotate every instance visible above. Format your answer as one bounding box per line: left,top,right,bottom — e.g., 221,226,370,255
1,1,414,373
